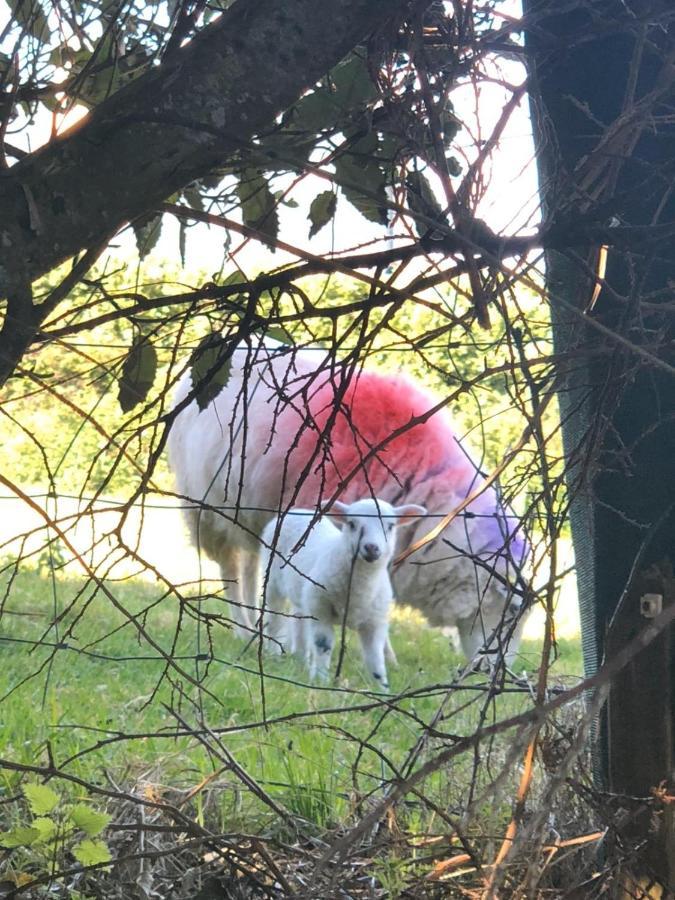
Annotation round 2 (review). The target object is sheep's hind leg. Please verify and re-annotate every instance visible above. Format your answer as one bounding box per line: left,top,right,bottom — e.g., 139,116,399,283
219,546,253,640
457,597,524,669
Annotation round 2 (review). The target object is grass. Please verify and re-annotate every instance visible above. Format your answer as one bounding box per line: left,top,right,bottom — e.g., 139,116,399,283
0,565,584,860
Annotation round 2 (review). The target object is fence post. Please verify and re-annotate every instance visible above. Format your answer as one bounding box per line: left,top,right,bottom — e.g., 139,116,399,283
605,561,675,891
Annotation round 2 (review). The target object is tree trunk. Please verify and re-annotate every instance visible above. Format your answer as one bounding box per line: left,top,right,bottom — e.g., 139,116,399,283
523,0,675,889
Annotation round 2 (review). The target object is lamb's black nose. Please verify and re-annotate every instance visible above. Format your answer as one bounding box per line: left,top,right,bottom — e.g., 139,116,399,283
362,543,381,562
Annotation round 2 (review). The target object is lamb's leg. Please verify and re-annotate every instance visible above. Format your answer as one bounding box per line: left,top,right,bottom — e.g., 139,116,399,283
357,622,389,690
219,546,253,640
289,606,308,659
308,617,334,682
456,614,487,661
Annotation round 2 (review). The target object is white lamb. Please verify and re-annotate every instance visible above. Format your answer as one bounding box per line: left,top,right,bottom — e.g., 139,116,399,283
260,498,426,688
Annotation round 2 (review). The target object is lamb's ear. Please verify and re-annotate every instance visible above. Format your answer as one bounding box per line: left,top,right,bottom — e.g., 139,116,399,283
328,500,350,523
393,504,427,521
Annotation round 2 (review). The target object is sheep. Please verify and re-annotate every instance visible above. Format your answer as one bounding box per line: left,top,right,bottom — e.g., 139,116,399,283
260,498,427,687
167,339,528,661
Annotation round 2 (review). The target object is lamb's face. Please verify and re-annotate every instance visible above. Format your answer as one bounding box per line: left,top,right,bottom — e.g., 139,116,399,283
342,499,397,564
333,498,427,565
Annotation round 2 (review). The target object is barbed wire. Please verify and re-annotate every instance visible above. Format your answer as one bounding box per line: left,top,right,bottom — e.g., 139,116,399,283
0,491,515,520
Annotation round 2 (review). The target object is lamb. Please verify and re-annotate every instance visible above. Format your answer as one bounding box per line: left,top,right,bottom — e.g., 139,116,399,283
167,338,528,660
260,498,427,687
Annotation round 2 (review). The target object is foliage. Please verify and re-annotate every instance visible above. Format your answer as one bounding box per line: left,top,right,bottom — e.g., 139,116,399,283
0,0,504,285
0,780,111,891
0,0,553,512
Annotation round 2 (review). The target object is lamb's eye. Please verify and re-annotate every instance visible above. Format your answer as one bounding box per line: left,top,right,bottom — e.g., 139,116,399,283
348,521,356,532
388,524,394,532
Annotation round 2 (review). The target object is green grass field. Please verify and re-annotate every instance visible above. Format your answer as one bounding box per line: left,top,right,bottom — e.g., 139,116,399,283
0,565,585,895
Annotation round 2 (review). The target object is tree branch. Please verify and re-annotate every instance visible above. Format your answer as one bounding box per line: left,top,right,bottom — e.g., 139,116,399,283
0,0,414,290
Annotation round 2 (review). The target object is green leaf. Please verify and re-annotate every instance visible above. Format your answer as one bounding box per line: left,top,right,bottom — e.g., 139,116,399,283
256,128,316,173
72,838,111,867
0,826,42,848
236,170,278,249
69,805,111,838
0,53,13,79
405,171,446,238
292,91,334,134
440,101,461,147
273,191,298,208
334,133,389,225
190,335,233,411
329,54,376,109
118,336,158,413
200,171,227,190
31,817,57,843
23,783,59,816
263,52,376,171
308,191,337,238
49,42,75,67
9,0,49,43
263,326,292,346
293,53,375,135
133,212,163,260
220,271,246,290
63,38,150,108
182,185,204,211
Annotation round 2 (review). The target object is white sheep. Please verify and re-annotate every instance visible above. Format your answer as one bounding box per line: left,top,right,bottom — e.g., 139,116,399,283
168,339,528,660
260,498,426,688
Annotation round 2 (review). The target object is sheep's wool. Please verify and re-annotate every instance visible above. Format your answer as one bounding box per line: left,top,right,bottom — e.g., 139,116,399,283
169,342,528,655
270,371,471,504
